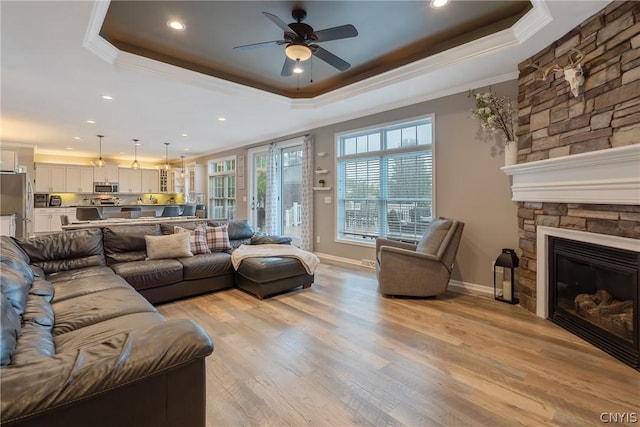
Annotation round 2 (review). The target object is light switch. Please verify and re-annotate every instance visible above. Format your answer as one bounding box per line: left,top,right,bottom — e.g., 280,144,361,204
324,196,331,204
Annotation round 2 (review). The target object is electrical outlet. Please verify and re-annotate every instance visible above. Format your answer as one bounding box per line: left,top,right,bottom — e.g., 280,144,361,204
316,235,320,244
360,259,376,268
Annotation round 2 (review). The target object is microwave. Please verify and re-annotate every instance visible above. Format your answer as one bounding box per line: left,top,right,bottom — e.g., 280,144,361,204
94,182,119,193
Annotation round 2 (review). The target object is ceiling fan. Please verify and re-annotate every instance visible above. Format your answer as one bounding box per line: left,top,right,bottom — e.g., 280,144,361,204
233,9,358,77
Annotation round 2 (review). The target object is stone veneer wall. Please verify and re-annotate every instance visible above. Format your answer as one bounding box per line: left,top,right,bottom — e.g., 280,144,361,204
515,1,640,314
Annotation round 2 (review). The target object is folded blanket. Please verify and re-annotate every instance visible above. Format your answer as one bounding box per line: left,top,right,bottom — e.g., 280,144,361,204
231,244,320,274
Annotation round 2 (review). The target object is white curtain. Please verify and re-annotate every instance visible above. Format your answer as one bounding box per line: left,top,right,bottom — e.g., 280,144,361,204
264,143,278,234
300,134,314,251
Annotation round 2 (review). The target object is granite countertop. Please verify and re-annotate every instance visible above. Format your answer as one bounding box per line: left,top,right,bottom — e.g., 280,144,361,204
68,204,195,208
62,216,198,230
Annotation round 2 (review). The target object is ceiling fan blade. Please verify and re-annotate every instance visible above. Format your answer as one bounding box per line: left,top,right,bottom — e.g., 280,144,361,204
233,40,285,51
281,57,295,77
311,46,351,72
263,12,295,34
313,24,358,42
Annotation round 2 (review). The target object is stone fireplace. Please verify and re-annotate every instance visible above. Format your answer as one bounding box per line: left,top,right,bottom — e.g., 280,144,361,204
512,1,640,319
503,143,640,369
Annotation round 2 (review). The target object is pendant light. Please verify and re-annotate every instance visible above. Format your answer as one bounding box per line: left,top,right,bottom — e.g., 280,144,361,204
180,155,185,178
131,139,140,170
95,135,105,168
163,142,170,170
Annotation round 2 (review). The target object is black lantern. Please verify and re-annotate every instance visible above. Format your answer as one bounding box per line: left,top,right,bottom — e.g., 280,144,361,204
494,248,519,304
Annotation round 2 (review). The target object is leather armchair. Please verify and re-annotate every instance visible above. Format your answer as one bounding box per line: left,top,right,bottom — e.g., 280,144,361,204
376,217,464,297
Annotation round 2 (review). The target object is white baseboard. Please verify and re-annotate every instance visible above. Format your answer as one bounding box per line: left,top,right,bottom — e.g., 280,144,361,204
448,280,493,296
315,253,493,298
314,252,374,269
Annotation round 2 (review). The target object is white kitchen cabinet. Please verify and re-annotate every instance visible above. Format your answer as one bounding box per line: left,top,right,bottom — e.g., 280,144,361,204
118,168,142,193
0,214,16,237
171,170,185,194
141,169,159,193
185,163,206,195
33,208,66,233
0,150,17,172
35,164,66,193
65,207,78,223
65,166,94,193
94,163,119,183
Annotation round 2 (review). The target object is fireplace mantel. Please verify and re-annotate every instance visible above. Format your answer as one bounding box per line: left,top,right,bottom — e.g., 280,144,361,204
502,144,640,205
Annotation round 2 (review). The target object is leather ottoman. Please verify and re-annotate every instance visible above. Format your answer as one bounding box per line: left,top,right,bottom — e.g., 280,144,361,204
234,256,313,299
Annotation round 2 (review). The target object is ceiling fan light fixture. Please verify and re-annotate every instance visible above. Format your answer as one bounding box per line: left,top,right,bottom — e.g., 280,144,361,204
293,60,304,74
285,43,312,62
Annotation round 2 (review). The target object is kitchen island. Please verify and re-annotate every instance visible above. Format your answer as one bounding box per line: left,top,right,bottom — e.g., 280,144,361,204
62,216,199,230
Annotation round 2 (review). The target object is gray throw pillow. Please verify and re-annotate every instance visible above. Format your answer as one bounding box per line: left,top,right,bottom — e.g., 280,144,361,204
416,218,453,255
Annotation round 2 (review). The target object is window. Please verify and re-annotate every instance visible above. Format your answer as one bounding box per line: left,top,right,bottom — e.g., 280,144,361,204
337,116,434,244
208,157,236,219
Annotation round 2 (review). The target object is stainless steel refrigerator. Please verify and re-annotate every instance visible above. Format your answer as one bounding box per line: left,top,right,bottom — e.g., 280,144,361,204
0,173,33,238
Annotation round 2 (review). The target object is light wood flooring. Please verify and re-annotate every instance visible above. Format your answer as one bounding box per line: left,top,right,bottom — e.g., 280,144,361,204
158,262,639,427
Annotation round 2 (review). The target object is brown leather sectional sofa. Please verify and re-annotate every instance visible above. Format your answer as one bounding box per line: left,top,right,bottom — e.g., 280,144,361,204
0,219,310,426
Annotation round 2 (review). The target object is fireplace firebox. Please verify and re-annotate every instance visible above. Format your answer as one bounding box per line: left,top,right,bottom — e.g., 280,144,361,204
548,237,639,370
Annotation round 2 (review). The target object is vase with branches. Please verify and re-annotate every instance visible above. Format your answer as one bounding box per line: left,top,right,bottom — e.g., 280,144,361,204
469,89,517,165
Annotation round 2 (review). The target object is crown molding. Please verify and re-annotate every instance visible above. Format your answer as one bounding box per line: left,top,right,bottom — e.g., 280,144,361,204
82,0,117,64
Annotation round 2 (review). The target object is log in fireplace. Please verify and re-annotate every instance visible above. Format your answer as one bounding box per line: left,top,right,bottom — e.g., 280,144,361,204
548,237,639,370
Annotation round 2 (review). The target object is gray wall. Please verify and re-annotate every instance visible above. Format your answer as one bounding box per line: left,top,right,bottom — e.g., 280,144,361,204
194,80,519,290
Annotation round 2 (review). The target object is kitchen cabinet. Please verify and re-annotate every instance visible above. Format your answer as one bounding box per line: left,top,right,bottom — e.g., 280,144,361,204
0,150,17,172
65,207,78,223
118,168,142,193
141,169,159,193
65,166,94,193
33,208,66,233
94,163,119,183
35,164,66,193
0,214,16,237
171,170,185,194
185,163,206,195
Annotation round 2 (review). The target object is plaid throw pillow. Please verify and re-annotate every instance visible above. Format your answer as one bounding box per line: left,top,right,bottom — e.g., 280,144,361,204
205,224,232,252
174,225,211,255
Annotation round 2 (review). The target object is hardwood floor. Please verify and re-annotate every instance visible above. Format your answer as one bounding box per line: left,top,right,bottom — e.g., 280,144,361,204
158,262,639,427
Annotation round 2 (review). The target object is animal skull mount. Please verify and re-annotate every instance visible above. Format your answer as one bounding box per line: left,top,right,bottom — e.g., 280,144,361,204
532,48,585,97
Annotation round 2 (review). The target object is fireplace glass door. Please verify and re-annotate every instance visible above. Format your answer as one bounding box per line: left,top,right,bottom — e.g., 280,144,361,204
549,237,639,369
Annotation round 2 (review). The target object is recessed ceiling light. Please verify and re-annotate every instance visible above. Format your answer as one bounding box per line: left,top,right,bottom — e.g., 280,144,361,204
430,0,448,8
168,20,186,31
86,120,96,124
73,136,81,140
66,147,74,150
181,133,188,137
119,151,125,155
101,95,113,100
135,142,141,146
217,117,226,121
184,148,190,151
